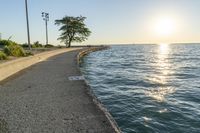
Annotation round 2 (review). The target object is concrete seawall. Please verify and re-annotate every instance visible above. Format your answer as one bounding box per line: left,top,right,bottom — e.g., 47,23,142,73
77,46,109,64
77,46,122,133
0,48,80,81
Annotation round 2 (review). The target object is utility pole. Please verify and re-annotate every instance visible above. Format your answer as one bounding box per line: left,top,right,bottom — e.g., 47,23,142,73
25,0,31,50
42,12,49,45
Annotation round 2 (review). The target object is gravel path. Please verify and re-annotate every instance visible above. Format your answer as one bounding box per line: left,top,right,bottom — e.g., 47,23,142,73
0,49,117,133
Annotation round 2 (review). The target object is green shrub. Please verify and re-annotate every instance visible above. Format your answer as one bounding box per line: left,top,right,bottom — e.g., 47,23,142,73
57,45,63,48
0,40,13,46
0,51,7,60
32,41,43,48
21,43,29,48
25,51,34,56
4,44,26,57
44,44,54,48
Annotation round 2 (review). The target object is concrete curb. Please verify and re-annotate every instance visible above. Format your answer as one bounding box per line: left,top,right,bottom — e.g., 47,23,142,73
77,46,122,133
77,46,109,64
0,48,81,81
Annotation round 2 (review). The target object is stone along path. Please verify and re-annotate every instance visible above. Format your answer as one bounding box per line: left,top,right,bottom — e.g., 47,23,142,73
0,49,117,133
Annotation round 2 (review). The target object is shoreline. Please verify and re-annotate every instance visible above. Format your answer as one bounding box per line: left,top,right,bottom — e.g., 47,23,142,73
77,46,122,133
0,46,121,132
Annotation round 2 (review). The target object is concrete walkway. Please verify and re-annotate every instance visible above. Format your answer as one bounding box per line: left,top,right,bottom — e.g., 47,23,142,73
0,49,117,133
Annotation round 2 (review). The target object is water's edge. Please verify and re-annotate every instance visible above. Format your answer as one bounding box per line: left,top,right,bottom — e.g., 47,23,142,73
77,46,122,133
79,44,200,133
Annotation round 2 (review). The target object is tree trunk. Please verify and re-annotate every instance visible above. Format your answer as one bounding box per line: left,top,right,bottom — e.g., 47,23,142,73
68,41,71,47
65,41,71,48
68,38,72,48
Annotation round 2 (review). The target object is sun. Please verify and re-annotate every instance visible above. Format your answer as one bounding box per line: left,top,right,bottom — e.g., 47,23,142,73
154,17,176,36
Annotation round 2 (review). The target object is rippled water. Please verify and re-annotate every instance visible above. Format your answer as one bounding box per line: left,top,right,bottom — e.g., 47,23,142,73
80,44,200,133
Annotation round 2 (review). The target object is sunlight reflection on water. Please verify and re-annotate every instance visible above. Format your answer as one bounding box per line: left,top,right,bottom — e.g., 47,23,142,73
145,87,176,102
157,43,171,78
145,43,176,102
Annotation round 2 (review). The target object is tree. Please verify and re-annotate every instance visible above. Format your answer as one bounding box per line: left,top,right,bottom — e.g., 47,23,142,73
55,16,91,47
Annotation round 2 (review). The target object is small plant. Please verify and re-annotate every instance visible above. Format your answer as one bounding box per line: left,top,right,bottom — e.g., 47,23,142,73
0,51,7,60
4,44,26,57
25,51,34,56
44,44,54,48
57,45,63,48
32,41,43,48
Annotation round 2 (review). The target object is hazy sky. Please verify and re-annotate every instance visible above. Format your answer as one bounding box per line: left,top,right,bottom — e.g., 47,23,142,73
0,0,200,45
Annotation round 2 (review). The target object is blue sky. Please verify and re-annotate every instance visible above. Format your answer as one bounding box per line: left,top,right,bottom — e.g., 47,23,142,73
0,0,200,45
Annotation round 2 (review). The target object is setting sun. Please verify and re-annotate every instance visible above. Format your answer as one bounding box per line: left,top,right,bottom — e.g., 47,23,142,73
154,17,176,36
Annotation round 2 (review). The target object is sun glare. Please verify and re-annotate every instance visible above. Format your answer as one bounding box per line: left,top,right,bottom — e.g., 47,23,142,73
159,43,169,54
154,17,176,36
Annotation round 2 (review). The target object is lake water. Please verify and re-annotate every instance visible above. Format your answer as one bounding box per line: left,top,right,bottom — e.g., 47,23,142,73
80,44,200,133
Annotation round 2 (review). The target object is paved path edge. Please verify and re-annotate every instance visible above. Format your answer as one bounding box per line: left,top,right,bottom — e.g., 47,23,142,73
0,48,81,81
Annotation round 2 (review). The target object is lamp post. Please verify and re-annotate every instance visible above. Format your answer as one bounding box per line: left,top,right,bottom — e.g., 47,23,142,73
25,0,31,50
42,12,49,45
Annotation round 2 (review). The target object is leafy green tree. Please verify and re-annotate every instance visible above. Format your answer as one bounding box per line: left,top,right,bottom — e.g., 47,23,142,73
55,16,91,47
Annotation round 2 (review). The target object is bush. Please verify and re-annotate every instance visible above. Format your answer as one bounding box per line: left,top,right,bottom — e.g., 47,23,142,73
0,51,7,60
57,45,63,48
32,41,43,48
21,43,29,48
25,51,34,56
44,44,54,48
0,40,13,46
4,44,26,57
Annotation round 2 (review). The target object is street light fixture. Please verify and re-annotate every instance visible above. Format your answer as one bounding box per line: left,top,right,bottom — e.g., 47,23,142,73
42,12,49,45
25,0,31,50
